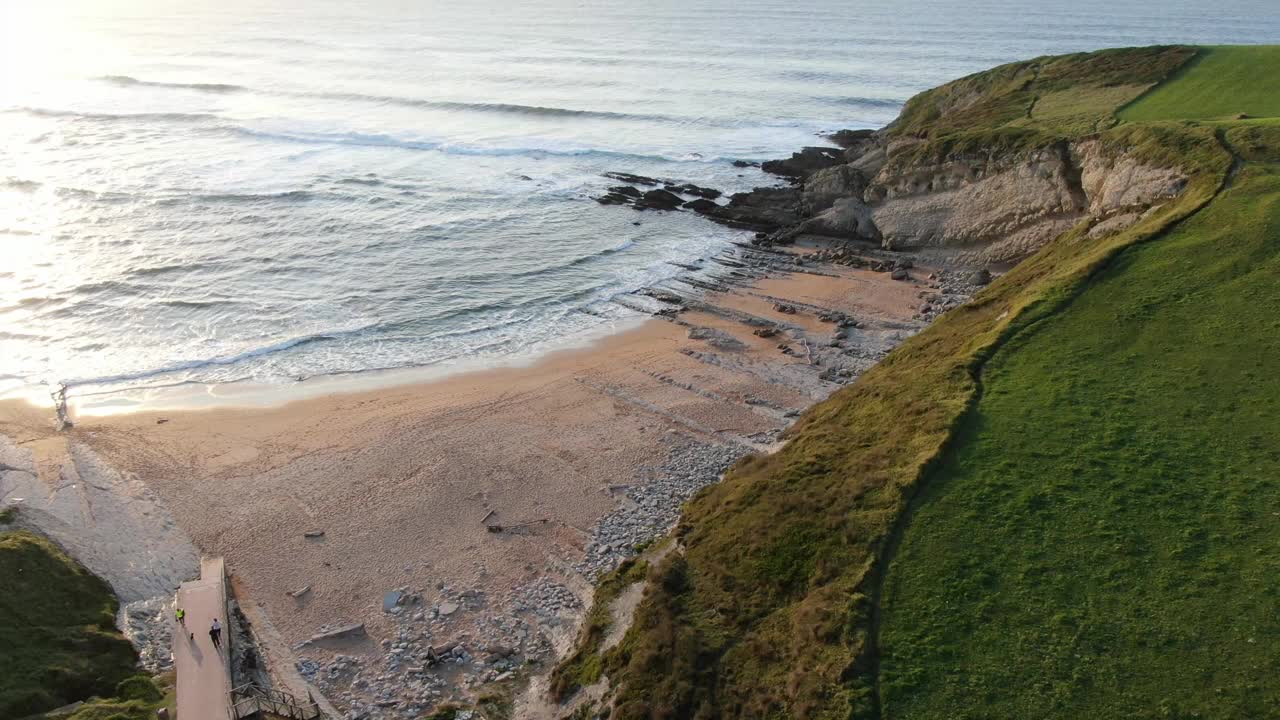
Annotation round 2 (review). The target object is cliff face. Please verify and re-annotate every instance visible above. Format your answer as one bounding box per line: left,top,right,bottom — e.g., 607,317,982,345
790,134,1188,264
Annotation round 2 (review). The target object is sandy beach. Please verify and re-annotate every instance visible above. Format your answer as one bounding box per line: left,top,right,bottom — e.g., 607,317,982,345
0,239,978,715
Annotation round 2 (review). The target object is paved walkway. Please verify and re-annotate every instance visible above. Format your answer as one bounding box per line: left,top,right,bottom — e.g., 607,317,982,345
176,557,233,720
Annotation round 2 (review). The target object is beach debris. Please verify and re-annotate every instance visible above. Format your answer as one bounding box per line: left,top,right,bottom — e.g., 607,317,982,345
307,622,365,643
479,509,496,524
156,418,169,424
485,518,549,533
303,530,325,538
287,585,311,599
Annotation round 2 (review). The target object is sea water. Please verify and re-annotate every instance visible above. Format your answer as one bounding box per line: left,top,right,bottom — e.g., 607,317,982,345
2,0,1276,405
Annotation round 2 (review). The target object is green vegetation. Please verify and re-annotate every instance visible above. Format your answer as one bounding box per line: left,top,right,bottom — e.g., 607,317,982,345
1120,46,1280,122
0,531,138,718
561,45,1280,719
48,673,176,720
880,132,1280,718
890,46,1195,139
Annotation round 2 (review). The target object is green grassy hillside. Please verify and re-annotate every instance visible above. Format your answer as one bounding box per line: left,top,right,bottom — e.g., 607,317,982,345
1119,46,1280,122
554,44,1280,720
880,125,1280,719
0,530,139,717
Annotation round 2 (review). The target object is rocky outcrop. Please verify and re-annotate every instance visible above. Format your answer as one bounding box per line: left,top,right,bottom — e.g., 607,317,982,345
866,144,1088,262
594,126,1189,266
802,165,868,214
764,133,1189,264
791,197,880,241
1074,139,1187,214
704,186,802,230
761,146,844,180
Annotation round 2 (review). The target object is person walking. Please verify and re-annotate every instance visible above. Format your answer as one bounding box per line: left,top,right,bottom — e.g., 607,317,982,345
210,618,222,649
176,606,193,641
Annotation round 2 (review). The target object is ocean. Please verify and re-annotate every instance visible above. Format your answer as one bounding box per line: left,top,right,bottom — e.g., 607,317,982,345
2,0,1277,408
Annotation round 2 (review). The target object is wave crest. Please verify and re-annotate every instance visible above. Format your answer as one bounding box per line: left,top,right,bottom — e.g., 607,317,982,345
97,75,247,93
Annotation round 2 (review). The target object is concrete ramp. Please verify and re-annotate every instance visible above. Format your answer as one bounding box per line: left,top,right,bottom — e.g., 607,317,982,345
176,557,233,720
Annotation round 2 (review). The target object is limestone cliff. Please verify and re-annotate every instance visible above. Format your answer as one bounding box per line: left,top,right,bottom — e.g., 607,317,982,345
784,133,1189,264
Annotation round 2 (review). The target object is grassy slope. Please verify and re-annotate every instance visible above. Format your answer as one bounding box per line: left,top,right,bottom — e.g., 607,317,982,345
0,530,138,718
1119,46,1280,122
556,45,1259,720
879,58,1280,719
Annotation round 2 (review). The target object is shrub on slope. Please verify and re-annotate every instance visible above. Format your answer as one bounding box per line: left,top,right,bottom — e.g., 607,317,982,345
0,530,138,717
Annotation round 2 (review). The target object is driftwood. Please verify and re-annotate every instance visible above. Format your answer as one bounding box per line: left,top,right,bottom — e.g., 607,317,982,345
485,518,549,534
479,509,496,524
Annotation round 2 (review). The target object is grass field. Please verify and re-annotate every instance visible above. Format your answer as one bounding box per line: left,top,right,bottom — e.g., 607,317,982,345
1119,46,1280,122
879,133,1280,718
0,530,140,718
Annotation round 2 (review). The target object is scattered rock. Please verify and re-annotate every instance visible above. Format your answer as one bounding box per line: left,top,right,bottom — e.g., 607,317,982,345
287,585,311,598
890,268,909,281
303,530,325,538
968,268,993,285
438,602,460,617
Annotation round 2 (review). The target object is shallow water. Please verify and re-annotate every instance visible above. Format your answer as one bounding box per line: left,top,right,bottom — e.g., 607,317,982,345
2,0,1277,402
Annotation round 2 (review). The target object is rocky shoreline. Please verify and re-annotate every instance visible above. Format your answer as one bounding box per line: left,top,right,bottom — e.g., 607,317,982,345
286,132,1002,715
3,127,997,720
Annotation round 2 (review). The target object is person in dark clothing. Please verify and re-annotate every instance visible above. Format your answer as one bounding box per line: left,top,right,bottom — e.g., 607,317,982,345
210,618,222,648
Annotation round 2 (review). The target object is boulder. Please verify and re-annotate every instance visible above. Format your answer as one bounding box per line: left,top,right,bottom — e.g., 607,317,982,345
595,192,635,205
634,189,684,210
608,185,642,198
794,197,880,241
968,268,992,285
891,268,909,281
683,198,720,214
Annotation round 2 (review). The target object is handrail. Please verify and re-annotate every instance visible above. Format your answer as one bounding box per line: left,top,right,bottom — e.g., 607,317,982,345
229,683,325,720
